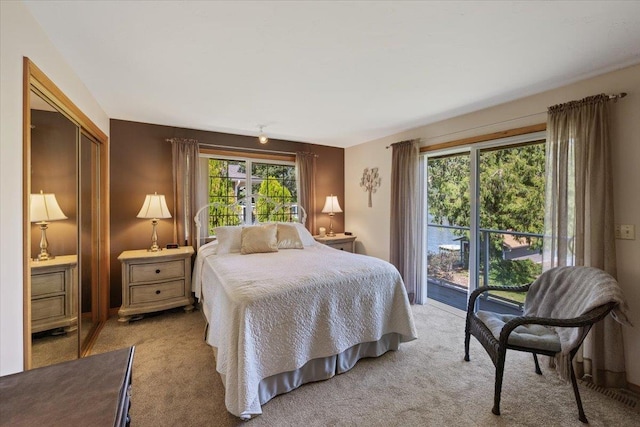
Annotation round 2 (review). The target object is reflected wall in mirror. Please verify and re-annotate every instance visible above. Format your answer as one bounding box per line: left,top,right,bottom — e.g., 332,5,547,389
23,57,110,370
29,90,80,368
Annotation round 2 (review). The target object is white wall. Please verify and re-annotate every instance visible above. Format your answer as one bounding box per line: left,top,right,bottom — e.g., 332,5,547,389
0,1,109,375
345,63,640,387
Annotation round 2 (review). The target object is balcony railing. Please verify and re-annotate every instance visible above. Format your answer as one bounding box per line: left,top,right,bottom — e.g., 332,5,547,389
426,223,543,314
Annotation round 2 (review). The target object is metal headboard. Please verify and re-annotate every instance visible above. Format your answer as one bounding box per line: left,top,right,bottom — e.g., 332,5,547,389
194,194,307,249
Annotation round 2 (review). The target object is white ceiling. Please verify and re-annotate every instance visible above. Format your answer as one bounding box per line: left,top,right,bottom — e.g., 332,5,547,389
24,1,640,148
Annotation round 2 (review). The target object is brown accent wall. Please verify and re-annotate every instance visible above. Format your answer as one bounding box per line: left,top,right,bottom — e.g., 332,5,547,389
109,119,344,308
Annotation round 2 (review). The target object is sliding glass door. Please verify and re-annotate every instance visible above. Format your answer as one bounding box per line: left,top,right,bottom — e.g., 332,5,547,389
426,152,471,310
425,133,546,314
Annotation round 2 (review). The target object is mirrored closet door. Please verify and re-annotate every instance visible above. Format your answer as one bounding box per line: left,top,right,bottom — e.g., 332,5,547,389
24,58,110,369
79,132,101,349
29,89,80,368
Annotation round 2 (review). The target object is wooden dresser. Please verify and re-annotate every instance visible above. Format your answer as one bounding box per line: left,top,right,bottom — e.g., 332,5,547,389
0,346,135,427
30,255,78,333
118,247,194,323
314,233,357,253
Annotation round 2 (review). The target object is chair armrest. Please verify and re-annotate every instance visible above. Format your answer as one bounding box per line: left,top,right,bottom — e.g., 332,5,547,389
467,284,531,315
498,302,616,346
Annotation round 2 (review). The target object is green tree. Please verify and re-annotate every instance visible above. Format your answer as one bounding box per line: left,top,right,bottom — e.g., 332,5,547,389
427,142,545,286
207,159,241,234
256,177,292,222
250,163,297,200
427,154,471,228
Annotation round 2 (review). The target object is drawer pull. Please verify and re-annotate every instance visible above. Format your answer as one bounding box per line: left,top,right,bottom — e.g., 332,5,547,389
155,290,161,295
155,269,161,274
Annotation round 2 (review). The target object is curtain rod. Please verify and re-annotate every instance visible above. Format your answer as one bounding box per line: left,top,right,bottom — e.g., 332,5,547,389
198,142,295,156
205,144,320,158
385,92,627,149
168,139,320,158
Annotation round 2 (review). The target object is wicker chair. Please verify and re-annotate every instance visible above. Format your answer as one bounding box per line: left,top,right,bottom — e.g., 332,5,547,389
464,271,617,424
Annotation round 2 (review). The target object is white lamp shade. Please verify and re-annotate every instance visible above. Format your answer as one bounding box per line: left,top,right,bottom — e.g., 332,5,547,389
137,193,172,219
30,192,67,222
321,195,343,214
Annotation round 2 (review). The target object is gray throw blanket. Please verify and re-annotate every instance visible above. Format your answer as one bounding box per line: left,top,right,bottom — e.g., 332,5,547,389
524,266,631,381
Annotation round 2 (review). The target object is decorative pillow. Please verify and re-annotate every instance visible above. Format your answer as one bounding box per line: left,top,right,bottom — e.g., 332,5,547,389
292,223,316,246
214,226,243,254
276,223,304,249
241,224,278,254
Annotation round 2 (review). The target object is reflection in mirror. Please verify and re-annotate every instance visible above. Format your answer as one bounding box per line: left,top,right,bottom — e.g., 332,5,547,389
79,133,100,349
29,89,79,368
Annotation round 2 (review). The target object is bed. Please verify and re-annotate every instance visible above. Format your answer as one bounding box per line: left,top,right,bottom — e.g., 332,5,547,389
192,197,417,419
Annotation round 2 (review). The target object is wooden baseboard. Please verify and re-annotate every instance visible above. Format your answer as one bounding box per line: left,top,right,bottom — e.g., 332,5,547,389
108,307,119,317
628,381,640,394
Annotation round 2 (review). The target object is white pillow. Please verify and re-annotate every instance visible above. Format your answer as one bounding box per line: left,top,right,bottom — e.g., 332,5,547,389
214,226,243,254
292,223,316,246
276,223,304,249
241,224,279,254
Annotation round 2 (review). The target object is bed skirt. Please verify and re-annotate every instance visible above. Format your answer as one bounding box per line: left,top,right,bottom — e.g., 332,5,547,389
213,332,402,420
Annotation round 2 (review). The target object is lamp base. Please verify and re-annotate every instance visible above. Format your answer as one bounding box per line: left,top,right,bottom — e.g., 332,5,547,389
328,214,336,237
36,252,54,261
37,222,54,261
147,219,161,252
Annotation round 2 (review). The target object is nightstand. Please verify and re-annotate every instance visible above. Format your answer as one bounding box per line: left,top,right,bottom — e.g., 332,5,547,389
30,255,78,334
118,246,194,324
313,233,357,253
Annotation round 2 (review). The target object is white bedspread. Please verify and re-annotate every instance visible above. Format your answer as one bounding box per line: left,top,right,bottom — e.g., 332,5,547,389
193,243,417,418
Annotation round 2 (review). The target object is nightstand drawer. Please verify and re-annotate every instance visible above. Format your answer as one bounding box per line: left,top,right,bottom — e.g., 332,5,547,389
130,280,185,305
330,242,354,252
32,272,65,296
32,296,65,321
129,260,184,283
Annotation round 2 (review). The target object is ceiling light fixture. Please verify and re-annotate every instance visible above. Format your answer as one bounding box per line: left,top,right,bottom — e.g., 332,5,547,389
258,125,269,144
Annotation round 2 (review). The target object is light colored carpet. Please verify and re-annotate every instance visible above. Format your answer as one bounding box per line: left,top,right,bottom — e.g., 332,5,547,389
31,329,77,369
90,303,638,426
32,317,96,368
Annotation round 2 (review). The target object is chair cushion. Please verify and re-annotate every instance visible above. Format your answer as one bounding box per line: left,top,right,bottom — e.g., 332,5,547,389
476,311,562,353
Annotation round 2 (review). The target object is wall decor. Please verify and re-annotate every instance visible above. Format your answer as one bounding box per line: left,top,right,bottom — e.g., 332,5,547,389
360,167,381,207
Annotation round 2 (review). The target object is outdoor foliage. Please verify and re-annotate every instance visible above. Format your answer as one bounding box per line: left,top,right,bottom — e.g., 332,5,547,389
491,258,540,287
427,251,461,282
207,159,241,234
255,177,293,222
427,142,545,287
206,159,297,231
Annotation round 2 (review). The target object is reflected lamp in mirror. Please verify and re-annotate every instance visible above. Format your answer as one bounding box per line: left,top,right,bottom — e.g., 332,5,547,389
321,194,342,237
30,190,68,261
137,192,172,252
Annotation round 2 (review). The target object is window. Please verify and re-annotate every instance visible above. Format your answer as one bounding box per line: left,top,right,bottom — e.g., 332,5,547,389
201,154,297,235
250,162,297,223
424,132,546,314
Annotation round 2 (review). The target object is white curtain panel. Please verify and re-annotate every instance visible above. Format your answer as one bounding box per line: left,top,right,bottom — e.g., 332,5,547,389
170,138,200,248
295,152,317,234
544,94,627,388
390,139,421,304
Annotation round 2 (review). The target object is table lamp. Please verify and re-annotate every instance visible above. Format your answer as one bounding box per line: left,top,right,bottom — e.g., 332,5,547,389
30,190,67,261
137,192,172,251
321,194,342,237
